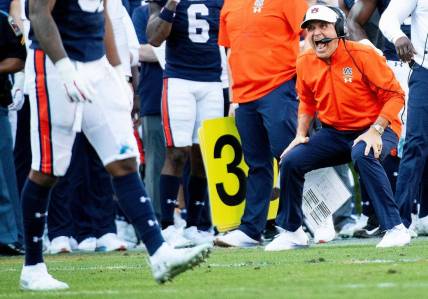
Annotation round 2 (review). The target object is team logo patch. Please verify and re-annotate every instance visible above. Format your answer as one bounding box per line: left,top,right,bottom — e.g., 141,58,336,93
253,0,264,13
311,7,319,13
343,67,353,83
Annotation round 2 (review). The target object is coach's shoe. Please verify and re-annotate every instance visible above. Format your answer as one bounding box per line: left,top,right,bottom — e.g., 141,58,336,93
214,230,259,248
150,242,212,284
78,237,97,252
69,237,78,251
116,219,138,248
20,263,69,291
96,233,127,252
265,226,309,251
49,236,71,254
162,225,194,249
314,216,336,244
376,224,411,248
183,226,214,245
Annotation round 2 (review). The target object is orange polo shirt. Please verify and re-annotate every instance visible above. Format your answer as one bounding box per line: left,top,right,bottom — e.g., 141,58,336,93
218,0,307,103
296,40,404,137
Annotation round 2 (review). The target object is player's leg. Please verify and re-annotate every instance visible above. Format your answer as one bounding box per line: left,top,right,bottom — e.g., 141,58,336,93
183,81,223,244
157,78,196,247
83,59,211,283
20,49,77,291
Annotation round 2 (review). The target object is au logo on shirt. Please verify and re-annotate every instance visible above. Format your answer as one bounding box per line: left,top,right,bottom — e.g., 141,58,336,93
343,67,353,83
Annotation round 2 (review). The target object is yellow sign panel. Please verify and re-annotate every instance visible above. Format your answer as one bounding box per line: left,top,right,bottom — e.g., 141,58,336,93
199,117,278,232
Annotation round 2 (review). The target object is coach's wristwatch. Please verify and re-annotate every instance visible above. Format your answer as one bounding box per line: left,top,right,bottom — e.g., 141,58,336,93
371,124,384,136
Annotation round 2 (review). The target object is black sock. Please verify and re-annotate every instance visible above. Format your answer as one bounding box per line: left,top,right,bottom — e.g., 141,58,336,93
159,175,180,229
21,179,50,266
186,176,207,228
112,172,164,256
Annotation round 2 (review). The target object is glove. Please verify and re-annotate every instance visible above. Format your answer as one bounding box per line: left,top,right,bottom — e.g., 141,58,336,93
55,57,95,103
113,64,133,110
8,71,25,111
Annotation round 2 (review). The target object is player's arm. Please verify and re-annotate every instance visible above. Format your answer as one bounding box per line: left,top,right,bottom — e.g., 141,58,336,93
28,0,66,62
29,0,94,103
347,0,377,41
146,0,178,47
104,0,121,67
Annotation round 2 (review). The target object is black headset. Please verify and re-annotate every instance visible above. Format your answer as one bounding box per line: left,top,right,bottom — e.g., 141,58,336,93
326,6,348,38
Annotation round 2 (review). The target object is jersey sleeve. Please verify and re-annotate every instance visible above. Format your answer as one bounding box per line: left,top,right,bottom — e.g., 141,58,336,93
296,55,317,117
218,5,230,47
357,48,405,125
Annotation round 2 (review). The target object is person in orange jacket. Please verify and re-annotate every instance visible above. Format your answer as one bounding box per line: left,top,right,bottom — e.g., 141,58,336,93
264,5,411,251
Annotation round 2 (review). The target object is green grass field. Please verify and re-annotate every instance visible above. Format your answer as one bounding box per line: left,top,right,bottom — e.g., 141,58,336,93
1,238,427,299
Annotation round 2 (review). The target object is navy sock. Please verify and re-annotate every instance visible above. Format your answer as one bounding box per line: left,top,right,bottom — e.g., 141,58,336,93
112,172,164,256
21,179,50,266
186,176,208,228
159,175,180,229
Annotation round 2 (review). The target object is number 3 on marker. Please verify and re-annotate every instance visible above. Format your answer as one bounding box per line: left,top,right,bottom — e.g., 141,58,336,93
213,135,246,207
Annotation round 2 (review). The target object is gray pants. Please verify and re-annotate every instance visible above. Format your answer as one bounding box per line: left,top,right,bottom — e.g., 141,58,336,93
0,107,22,244
142,115,165,220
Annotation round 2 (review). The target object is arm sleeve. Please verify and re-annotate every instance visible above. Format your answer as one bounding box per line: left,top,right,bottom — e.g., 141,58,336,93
122,7,140,66
296,57,316,117
218,7,230,47
283,0,308,36
361,49,405,123
379,0,416,44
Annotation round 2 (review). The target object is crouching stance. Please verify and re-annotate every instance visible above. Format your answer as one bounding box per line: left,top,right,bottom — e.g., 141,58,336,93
265,5,410,251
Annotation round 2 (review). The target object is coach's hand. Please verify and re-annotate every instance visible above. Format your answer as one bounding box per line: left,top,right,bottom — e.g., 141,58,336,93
395,36,416,63
55,57,95,103
279,135,309,165
353,128,383,159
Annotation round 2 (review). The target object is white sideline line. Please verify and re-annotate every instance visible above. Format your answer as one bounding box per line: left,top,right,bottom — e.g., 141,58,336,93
0,264,146,273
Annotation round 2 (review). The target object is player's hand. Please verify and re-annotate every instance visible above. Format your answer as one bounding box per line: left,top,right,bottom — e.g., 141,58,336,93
279,135,309,165
359,39,383,56
55,57,95,103
8,71,25,111
353,127,383,159
395,36,416,63
113,65,134,111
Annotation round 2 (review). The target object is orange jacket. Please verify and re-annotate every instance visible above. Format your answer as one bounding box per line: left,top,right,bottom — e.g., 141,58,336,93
296,40,404,137
219,0,307,104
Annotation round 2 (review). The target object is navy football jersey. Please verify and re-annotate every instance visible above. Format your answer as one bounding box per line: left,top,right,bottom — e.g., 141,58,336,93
151,0,223,82
27,0,105,62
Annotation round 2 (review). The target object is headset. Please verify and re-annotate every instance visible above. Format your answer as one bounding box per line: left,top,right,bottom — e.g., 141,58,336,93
327,6,348,39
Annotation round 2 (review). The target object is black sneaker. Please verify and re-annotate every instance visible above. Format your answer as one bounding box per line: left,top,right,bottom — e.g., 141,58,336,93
0,242,25,256
262,220,279,243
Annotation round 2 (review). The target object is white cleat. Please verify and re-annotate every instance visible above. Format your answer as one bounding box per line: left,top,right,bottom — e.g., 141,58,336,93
416,215,428,236
49,236,71,254
150,242,212,284
77,237,97,252
338,214,368,238
214,230,259,248
183,226,214,245
69,237,78,251
314,216,336,244
376,224,411,248
265,226,309,252
162,225,194,249
116,219,138,248
96,233,127,252
20,263,69,291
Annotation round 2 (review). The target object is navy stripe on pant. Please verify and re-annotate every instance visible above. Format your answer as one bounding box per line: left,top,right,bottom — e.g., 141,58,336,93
278,126,402,232
395,64,428,227
235,79,298,240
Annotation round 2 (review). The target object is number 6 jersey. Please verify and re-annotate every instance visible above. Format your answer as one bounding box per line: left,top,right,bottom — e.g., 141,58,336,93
149,0,223,82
